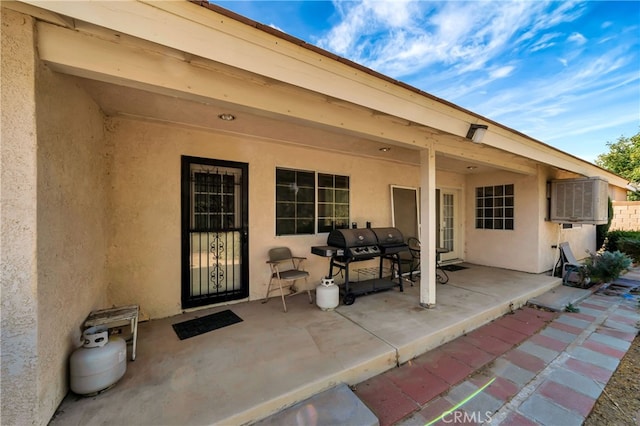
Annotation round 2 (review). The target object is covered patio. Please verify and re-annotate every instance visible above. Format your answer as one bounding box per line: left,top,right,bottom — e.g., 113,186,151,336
51,265,560,426
3,3,631,425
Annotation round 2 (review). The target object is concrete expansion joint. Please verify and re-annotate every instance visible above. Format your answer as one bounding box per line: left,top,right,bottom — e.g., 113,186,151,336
491,297,622,424
334,309,400,366
446,283,496,298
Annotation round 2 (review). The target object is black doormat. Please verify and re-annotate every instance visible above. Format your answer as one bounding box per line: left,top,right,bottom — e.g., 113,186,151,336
172,310,243,340
440,265,468,272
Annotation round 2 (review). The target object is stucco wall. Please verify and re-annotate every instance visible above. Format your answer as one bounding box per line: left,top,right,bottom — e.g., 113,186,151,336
35,66,109,420
609,185,628,202
1,8,40,425
464,171,543,272
463,167,598,274
110,113,610,316
536,169,556,272
453,164,599,274
106,117,446,319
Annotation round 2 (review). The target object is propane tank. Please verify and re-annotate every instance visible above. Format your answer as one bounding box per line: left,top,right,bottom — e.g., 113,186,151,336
70,326,127,395
316,277,339,311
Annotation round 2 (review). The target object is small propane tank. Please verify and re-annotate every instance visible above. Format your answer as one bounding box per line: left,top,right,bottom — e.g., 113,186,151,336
316,277,339,311
70,326,127,395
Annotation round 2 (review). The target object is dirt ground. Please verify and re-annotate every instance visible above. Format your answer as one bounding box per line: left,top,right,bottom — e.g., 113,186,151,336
584,330,640,426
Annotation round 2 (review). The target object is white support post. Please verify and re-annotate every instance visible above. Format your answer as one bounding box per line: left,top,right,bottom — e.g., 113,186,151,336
419,145,437,307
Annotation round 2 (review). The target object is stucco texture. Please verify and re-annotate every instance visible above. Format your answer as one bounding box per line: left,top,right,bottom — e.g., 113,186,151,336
465,171,541,272
35,65,108,420
1,8,40,425
463,169,597,273
1,8,109,425
106,118,439,319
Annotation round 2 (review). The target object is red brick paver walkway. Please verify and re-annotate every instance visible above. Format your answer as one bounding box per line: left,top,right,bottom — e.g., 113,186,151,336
354,294,639,426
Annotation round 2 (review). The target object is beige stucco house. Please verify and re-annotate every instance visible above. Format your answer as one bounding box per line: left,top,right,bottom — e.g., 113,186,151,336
0,1,630,424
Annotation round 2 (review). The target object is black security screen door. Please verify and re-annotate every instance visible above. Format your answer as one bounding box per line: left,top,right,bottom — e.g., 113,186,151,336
181,156,249,309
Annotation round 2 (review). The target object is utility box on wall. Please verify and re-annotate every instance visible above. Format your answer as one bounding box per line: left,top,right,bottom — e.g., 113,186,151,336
550,177,609,225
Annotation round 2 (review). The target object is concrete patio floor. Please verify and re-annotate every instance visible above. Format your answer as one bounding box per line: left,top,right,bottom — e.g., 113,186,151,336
50,264,560,426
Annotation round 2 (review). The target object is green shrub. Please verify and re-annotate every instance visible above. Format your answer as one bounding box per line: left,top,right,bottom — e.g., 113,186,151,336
606,230,640,252
585,250,632,283
596,197,613,249
617,238,640,263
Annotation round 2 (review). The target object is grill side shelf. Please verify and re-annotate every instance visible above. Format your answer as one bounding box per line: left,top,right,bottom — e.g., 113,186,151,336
311,245,343,257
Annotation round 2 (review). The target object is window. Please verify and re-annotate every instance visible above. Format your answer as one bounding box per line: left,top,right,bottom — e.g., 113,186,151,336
318,173,350,233
276,168,315,235
475,184,514,230
275,168,350,235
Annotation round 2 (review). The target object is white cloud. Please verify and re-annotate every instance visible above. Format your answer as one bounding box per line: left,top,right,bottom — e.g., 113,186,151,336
310,0,637,160
530,42,556,52
367,0,416,28
316,0,585,80
568,32,587,45
529,32,561,52
320,0,420,56
489,66,515,79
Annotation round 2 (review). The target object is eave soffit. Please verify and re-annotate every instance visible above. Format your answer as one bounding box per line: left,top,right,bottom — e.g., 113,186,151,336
13,0,628,186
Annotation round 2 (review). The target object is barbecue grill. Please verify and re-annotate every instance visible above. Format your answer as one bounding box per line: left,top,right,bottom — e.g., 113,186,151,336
327,228,380,260
370,227,407,254
311,227,408,305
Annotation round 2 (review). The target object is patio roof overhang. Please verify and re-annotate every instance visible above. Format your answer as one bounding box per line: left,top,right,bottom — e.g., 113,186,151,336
32,17,536,175
8,0,629,186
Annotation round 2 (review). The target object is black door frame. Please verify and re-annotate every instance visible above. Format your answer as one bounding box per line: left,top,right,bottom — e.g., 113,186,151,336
181,156,249,309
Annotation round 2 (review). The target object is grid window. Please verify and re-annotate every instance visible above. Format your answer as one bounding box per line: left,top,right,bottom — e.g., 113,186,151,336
276,168,315,235
275,168,350,235
475,184,514,230
318,173,350,233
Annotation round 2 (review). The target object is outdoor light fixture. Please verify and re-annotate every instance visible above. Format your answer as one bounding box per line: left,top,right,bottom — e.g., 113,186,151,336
466,166,477,170
379,147,391,152
218,113,236,121
466,124,488,143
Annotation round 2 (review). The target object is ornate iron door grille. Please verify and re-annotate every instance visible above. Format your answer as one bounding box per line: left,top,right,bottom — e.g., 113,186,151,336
181,157,249,308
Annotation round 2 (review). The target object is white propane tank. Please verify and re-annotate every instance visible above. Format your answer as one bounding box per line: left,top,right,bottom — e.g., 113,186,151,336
316,277,339,311
70,326,127,395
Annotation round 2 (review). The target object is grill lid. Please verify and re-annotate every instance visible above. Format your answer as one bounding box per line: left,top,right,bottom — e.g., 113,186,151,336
371,227,405,247
327,228,377,248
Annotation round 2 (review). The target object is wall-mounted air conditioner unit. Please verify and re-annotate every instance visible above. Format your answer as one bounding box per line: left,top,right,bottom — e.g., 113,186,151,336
550,177,609,225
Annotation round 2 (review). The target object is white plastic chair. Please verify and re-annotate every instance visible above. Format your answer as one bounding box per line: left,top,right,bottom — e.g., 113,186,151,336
559,242,589,286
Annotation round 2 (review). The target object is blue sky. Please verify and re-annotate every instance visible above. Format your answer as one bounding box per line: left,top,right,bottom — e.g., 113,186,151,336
215,1,640,163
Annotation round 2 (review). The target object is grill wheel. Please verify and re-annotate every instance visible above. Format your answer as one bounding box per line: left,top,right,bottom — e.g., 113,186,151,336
343,293,356,305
